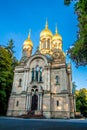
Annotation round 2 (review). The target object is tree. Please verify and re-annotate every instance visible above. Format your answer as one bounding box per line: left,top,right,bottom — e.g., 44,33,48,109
64,0,71,6
0,46,12,114
72,81,77,95
0,40,18,115
75,88,87,117
65,0,87,66
5,39,15,55
5,39,18,70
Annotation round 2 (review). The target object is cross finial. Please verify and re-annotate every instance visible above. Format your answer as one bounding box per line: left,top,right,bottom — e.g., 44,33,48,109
45,18,48,29
28,29,31,39
55,24,58,34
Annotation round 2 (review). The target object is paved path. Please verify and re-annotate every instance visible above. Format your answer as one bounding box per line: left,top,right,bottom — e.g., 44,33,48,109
0,117,87,130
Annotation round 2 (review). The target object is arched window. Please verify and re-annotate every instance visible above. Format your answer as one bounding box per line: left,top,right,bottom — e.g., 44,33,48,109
56,75,59,85
36,65,39,81
40,67,42,82
32,68,34,81
47,39,50,49
19,79,22,87
43,40,46,49
31,66,43,82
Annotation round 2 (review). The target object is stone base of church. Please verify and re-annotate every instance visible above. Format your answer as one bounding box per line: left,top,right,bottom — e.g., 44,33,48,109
7,110,75,119
43,112,51,118
7,110,27,117
34,110,42,115
51,111,70,119
42,111,73,119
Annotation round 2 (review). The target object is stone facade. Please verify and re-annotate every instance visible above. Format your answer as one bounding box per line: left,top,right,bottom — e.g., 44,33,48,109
7,22,75,118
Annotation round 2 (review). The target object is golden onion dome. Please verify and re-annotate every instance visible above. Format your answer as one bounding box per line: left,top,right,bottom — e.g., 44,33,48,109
40,20,53,38
52,26,62,41
23,32,33,47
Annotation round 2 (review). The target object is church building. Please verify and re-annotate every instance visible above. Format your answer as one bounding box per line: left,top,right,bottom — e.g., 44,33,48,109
7,20,75,118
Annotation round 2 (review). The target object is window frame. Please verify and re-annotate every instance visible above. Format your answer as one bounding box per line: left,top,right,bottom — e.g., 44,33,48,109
57,100,59,106
55,75,60,85
16,100,19,107
18,78,22,87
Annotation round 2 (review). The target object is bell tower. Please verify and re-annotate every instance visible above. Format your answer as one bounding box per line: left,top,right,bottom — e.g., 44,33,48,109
39,20,53,55
51,25,62,52
23,31,33,57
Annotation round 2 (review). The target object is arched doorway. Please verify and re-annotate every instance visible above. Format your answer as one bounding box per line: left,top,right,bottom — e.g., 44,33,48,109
31,94,38,110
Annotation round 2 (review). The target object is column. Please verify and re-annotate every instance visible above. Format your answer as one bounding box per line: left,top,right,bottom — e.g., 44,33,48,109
38,94,40,110
40,94,42,111
31,69,33,82
26,93,32,111
34,69,36,81
22,71,26,91
69,73,72,94
25,70,28,90
26,93,31,111
38,71,40,82
25,95,29,111
27,69,30,86
48,66,51,91
68,69,72,94
28,93,31,111
44,68,47,90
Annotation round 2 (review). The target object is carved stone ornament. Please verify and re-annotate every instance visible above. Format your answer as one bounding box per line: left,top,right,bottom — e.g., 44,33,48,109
52,49,65,63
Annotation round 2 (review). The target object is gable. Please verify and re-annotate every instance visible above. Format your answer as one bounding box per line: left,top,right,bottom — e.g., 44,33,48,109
26,54,48,68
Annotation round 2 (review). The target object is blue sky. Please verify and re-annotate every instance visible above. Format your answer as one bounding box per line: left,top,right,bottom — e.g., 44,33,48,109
0,0,87,89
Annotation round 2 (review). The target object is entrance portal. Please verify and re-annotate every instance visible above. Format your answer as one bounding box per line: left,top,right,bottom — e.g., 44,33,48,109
31,94,38,110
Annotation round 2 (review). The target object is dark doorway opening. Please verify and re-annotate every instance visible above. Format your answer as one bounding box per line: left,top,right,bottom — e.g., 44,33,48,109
31,94,38,110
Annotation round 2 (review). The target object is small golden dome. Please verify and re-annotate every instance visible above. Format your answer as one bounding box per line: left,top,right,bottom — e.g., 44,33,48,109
23,32,33,47
40,20,53,38
52,26,62,41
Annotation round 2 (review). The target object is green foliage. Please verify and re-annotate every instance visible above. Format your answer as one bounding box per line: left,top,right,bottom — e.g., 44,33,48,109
66,0,87,66
0,40,18,115
64,0,71,6
5,39,18,70
5,39,15,55
72,82,77,94
75,88,87,117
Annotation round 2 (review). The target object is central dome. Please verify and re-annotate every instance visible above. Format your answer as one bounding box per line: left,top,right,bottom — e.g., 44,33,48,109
40,20,53,38
40,28,53,38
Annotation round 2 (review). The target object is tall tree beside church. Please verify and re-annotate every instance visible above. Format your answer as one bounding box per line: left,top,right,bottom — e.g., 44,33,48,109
5,39,18,69
0,40,18,115
75,88,87,117
64,0,87,66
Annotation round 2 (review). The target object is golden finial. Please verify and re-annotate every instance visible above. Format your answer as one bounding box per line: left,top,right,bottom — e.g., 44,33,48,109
55,24,58,34
45,18,48,29
28,29,31,39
